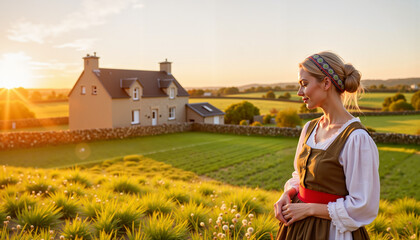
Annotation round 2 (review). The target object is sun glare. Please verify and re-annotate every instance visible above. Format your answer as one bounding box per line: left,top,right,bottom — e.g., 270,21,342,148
0,52,33,89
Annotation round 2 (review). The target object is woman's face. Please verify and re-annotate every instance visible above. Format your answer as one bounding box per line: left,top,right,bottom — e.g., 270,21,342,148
297,68,326,109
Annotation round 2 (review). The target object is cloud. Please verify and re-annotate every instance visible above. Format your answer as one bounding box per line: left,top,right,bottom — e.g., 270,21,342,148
54,38,98,51
7,0,141,43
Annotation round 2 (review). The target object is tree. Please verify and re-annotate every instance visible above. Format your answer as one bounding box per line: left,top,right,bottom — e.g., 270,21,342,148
30,91,43,101
224,101,260,124
382,93,412,111
275,109,302,127
299,103,317,113
263,114,272,124
278,92,291,100
223,87,239,95
266,90,275,99
411,90,420,110
389,99,414,111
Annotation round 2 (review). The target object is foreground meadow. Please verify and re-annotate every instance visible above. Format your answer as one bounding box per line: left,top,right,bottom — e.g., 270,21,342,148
0,154,419,239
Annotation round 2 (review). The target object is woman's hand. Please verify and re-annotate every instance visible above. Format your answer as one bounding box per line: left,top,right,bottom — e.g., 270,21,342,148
274,188,296,224
281,203,310,226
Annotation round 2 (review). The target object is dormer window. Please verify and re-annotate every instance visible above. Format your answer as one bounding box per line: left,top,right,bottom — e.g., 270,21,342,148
81,86,86,95
92,86,97,95
133,88,139,100
169,87,175,99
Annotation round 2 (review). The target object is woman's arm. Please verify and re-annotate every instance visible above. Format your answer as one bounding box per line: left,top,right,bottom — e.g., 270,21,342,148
281,202,330,226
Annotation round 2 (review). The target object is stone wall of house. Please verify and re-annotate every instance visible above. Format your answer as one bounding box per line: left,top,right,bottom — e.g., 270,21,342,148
0,117,69,130
0,123,192,150
0,122,418,151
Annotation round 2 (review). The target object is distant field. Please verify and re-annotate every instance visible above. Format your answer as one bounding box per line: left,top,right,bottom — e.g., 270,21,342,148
227,91,415,109
0,132,418,200
188,98,302,114
28,101,69,118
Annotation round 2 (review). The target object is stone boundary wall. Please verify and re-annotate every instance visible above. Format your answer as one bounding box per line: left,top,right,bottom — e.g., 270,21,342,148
192,123,420,145
0,123,418,151
0,123,192,150
0,117,69,130
298,111,420,119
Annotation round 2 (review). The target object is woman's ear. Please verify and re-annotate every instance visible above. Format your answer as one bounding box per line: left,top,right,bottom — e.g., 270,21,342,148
323,76,332,91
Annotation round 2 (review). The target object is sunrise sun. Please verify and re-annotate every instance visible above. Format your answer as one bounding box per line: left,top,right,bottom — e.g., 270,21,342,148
0,52,33,89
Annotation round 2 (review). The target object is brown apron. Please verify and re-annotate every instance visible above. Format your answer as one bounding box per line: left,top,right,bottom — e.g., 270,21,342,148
276,118,370,240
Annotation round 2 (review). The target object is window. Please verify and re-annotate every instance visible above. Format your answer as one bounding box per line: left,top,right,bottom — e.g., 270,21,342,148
169,87,175,99
92,86,97,95
133,88,139,100
214,116,220,124
131,110,140,124
169,107,176,120
203,105,213,112
81,86,86,95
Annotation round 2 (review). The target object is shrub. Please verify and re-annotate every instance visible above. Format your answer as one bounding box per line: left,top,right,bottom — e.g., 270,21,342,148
278,92,291,99
224,101,260,124
411,90,420,110
110,176,142,195
299,103,317,113
250,121,262,127
26,178,56,195
275,109,302,128
239,120,248,125
389,99,414,111
67,168,92,187
3,193,36,217
62,217,93,240
49,192,80,219
140,193,175,216
175,202,211,232
249,214,278,240
17,203,63,231
265,90,275,99
144,213,189,240
262,114,272,124
166,188,191,205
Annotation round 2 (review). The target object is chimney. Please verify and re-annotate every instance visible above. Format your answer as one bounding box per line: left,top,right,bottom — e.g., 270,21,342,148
159,58,172,75
83,52,99,72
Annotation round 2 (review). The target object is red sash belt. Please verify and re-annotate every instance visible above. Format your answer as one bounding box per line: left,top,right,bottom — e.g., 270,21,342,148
298,185,344,204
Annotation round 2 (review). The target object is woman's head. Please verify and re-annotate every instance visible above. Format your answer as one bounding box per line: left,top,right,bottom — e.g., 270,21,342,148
299,51,363,110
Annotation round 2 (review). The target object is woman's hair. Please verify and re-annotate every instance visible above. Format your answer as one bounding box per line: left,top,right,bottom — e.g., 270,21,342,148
299,51,363,111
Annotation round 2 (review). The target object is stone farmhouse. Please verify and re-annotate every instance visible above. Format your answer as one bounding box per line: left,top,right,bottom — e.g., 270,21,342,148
69,53,224,130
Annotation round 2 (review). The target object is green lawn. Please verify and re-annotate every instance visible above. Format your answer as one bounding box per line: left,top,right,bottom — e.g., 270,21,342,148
0,132,418,200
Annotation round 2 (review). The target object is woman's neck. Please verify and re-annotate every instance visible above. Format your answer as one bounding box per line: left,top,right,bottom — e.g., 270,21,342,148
320,95,353,127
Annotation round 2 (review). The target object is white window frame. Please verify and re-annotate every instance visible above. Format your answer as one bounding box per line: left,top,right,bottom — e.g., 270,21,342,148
133,88,139,100
169,107,176,120
169,87,175,99
214,116,220,124
131,110,140,124
81,86,86,95
92,86,97,95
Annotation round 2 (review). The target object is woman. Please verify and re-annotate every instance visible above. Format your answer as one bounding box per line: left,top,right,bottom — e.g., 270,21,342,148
274,51,380,240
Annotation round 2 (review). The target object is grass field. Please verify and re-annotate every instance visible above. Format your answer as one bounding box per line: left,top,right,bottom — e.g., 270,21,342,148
28,101,69,118
188,98,302,114
0,132,419,239
0,132,418,201
227,91,415,109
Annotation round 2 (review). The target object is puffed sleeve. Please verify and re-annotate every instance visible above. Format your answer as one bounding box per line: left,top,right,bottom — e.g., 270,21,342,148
327,129,380,233
283,121,310,193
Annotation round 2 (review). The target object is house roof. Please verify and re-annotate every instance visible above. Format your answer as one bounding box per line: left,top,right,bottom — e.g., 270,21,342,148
94,68,189,99
186,102,225,117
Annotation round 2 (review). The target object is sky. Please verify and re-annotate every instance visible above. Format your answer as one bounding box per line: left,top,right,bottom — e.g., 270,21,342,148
0,0,419,89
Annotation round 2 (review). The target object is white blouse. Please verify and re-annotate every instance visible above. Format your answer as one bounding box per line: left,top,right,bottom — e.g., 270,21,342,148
284,117,380,240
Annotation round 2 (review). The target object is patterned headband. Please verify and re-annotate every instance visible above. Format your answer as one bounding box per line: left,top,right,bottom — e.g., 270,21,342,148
307,54,345,92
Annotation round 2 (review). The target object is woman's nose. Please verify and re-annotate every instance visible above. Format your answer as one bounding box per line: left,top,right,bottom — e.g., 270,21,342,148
297,87,304,96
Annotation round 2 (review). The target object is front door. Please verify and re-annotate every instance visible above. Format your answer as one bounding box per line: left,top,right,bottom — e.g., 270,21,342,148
152,110,157,126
